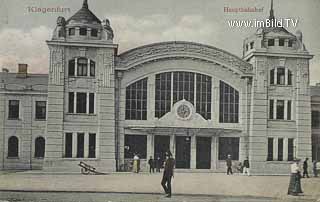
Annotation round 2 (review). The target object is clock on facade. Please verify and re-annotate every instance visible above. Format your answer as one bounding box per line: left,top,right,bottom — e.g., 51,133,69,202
177,104,191,119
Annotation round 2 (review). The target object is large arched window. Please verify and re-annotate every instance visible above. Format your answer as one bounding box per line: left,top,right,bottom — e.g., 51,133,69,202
35,136,45,158
8,136,18,158
219,81,239,123
125,78,148,120
155,71,212,120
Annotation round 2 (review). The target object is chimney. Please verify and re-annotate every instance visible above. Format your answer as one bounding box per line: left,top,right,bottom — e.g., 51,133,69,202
17,64,28,78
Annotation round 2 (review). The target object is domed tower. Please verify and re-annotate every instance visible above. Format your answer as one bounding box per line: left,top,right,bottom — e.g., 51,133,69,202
243,0,313,174
45,0,118,172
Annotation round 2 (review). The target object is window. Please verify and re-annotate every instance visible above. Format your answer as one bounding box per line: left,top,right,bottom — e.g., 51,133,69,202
155,72,171,118
196,74,212,120
88,133,96,158
288,70,292,85
68,60,75,76
124,135,147,159
278,138,283,161
8,100,19,119
34,136,45,158
269,100,274,119
277,67,285,85
35,101,46,120
173,72,194,105
68,92,74,113
218,137,239,160
91,29,98,37
250,41,254,49
279,39,285,46
276,100,284,119
65,133,72,158
125,78,148,120
79,28,87,36
76,93,87,113
90,61,95,77
268,39,275,46
219,81,239,123
312,111,320,128
77,133,84,158
8,136,18,158
270,69,275,84
288,138,294,161
288,40,293,47
267,138,273,161
287,100,292,120
77,58,88,76
69,28,75,36
89,93,95,114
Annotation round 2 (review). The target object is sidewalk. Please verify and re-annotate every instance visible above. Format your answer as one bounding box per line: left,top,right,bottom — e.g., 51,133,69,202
0,171,319,201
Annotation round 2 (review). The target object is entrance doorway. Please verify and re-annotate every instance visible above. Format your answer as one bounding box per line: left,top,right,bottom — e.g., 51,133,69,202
154,135,170,162
175,136,191,168
196,137,211,169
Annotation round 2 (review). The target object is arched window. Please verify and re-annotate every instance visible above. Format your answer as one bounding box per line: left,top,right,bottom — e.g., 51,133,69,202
8,136,18,158
219,81,239,123
35,137,45,158
125,78,148,120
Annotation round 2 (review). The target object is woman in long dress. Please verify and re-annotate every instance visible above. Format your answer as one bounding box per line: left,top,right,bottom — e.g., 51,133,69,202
288,159,303,195
133,154,140,173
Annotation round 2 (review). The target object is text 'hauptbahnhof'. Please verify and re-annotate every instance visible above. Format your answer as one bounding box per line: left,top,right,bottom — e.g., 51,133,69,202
0,0,319,174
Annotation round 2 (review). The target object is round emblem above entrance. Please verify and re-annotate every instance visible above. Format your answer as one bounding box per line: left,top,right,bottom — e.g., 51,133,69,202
177,104,192,120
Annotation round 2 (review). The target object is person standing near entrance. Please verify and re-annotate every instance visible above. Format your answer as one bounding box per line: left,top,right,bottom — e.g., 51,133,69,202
156,156,161,172
243,157,250,176
133,153,140,173
148,156,155,173
226,154,233,175
161,151,175,198
303,158,309,178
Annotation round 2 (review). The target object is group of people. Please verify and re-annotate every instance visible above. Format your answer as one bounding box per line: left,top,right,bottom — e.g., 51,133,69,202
225,154,251,176
148,156,163,173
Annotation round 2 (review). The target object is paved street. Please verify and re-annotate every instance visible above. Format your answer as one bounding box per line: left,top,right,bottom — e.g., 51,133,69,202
0,172,319,202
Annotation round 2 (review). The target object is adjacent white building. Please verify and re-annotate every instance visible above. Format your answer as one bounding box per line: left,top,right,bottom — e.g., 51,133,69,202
0,0,319,174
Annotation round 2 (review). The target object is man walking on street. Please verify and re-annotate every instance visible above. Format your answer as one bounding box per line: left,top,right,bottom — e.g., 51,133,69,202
243,157,250,176
303,158,309,178
161,151,175,198
226,154,233,175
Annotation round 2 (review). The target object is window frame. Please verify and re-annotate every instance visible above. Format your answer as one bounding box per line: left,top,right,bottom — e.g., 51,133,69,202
35,101,46,120
8,136,19,158
8,100,20,120
34,136,45,158
79,27,87,36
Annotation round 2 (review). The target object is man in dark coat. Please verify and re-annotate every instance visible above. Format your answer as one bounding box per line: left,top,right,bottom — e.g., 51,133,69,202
156,156,161,172
161,151,175,198
226,154,233,175
243,157,250,176
148,156,155,173
303,158,309,178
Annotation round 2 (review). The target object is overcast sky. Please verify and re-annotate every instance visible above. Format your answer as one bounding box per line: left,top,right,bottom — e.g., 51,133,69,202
0,0,319,84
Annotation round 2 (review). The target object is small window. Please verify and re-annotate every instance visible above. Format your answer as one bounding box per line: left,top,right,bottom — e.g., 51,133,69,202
80,28,87,36
276,100,285,120
278,138,283,161
269,100,274,119
288,40,293,47
76,93,87,113
77,133,84,158
65,133,72,158
68,92,74,113
91,29,98,37
69,28,75,36
8,136,19,158
287,100,292,120
77,58,88,76
268,39,275,46
88,133,96,158
250,42,254,49
34,136,45,158
8,100,19,119
89,93,95,114
270,69,275,84
279,39,285,46
288,69,292,85
277,67,285,85
35,101,46,120
68,60,75,76
267,138,273,161
288,138,294,161
90,61,95,77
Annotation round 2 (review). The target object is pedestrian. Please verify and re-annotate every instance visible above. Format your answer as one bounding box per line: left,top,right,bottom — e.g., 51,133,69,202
243,157,250,176
156,156,161,172
313,160,318,177
133,153,140,173
288,159,303,196
302,158,309,178
161,151,175,198
148,156,155,173
226,154,233,175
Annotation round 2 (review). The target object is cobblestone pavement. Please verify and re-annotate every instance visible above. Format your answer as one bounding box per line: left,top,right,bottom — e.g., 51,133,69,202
0,191,317,202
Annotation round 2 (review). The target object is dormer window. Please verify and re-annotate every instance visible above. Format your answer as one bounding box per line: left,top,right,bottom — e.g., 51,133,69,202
80,28,87,36
69,28,75,36
268,39,275,46
288,40,293,47
279,39,285,46
68,57,95,77
250,42,254,49
91,29,98,37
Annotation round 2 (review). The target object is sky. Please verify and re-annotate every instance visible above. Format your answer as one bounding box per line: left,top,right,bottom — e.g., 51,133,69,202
0,0,319,84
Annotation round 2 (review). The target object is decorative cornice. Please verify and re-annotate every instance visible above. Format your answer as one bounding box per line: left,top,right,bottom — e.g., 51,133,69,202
116,41,253,75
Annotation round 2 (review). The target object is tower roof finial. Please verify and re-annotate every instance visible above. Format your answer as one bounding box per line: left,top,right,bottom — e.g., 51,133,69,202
269,0,275,20
82,0,88,9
